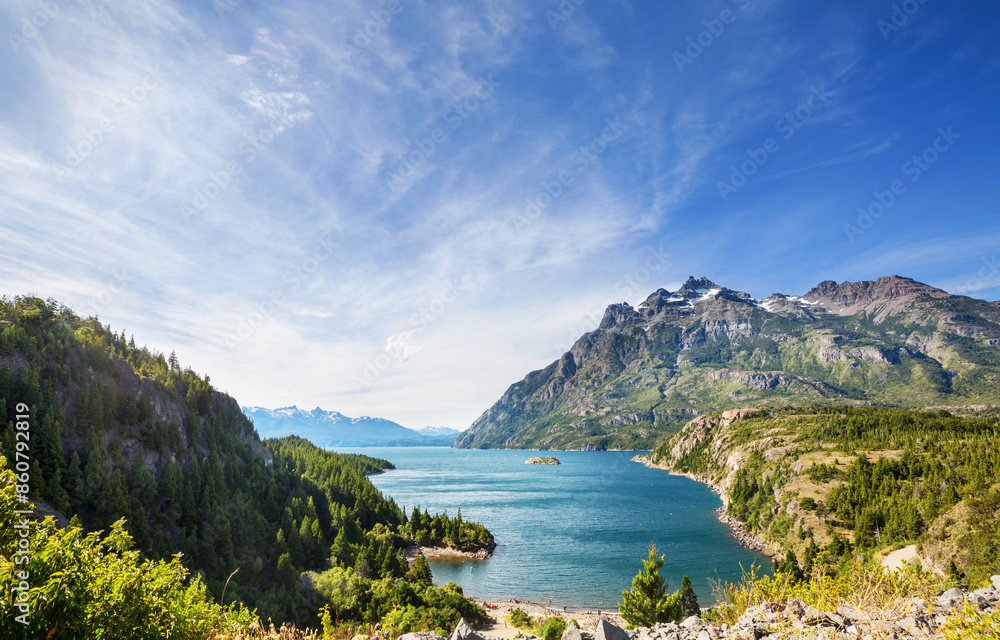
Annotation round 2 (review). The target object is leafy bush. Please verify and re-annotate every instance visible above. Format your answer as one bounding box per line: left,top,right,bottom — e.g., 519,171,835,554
942,603,1000,640
536,616,567,640
507,607,533,630
0,457,257,639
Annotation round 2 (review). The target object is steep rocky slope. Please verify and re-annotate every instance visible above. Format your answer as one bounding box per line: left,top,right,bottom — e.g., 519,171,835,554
457,276,1000,450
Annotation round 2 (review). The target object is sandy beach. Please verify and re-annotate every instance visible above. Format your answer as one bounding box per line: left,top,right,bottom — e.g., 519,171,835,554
406,545,493,561
474,597,625,638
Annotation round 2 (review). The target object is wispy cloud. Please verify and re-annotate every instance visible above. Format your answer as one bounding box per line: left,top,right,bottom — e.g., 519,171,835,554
1,0,997,428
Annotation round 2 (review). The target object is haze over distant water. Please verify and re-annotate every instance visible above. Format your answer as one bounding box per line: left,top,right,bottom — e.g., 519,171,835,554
339,448,771,609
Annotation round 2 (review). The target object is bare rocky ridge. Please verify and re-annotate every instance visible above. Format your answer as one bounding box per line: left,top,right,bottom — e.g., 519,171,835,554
456,276,1000,450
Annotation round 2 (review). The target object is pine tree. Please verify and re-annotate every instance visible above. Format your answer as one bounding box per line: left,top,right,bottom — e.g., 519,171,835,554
619,544,683,628
410,553,433,586
680,575,699,618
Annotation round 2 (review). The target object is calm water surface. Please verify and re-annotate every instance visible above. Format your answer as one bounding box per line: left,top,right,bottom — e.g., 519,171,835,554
336,447,771,609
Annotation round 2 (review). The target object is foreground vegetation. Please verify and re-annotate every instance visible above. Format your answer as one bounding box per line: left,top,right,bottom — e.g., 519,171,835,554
707,556,1000,639
0,296,492,632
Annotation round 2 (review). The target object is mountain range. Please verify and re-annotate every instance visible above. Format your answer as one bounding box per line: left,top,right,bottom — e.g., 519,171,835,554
456,275,1000,450
243,405,462,447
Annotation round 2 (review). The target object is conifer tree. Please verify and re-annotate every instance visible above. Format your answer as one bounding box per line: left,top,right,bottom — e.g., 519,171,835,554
680,575,699,618
619,544,683,628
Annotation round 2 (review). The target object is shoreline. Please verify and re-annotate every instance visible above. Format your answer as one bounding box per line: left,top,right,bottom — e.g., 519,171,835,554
632,454,780,560
473,597,625,638
406,544,493,561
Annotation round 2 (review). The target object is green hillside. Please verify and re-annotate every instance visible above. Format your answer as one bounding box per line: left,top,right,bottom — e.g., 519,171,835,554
642,405,1000,585
0,295,493,634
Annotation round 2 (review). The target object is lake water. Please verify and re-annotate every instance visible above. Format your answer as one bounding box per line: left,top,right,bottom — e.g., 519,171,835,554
336,447,771,609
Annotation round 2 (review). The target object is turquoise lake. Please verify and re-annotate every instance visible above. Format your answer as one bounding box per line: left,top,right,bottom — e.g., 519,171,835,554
335,447,771,609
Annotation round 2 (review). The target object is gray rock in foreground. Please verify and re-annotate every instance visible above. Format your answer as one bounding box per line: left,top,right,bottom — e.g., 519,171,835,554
595,619,629,640
400,633,445,640
561,625,584,640
449,619,486,640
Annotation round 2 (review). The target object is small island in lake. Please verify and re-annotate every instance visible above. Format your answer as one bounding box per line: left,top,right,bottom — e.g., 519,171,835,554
525,456,560,465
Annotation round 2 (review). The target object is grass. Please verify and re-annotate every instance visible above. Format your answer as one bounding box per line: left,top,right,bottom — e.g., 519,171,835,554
707,559,947,627
941,604,1000,640
210,617,385,640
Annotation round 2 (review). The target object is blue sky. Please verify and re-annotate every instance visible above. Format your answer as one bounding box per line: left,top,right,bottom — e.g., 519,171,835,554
2,0,999,430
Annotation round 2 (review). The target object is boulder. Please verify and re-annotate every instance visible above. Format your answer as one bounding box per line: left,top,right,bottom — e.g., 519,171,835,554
936,587,967,609
595,619,630,640
400,634,444,640
783,598,806,621
836,603,860,623
992,575,1000,591
561,625,584,640
449,619,486,640
679,616,703,629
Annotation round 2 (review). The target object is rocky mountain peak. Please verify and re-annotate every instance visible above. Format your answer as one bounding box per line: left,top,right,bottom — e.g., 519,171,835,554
677,276,722,297
804,276,949,314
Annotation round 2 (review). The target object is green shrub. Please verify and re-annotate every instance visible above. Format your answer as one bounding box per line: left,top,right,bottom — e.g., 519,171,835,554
0,457,256,640
507,607,534,630
536,616,567,640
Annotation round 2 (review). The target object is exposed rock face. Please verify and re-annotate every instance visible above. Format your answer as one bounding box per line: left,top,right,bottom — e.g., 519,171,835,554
456,276,1000,450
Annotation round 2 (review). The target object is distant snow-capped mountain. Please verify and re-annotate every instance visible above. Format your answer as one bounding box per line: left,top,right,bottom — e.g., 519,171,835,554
412,426,462,437
242,406,460,447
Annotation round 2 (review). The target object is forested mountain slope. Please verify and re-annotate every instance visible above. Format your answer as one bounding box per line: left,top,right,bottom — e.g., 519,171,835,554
639,406,1000,585
457,276,1000,450
0,296,492,630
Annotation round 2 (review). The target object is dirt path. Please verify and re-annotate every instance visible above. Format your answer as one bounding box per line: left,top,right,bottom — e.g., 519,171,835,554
881,545,920,571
